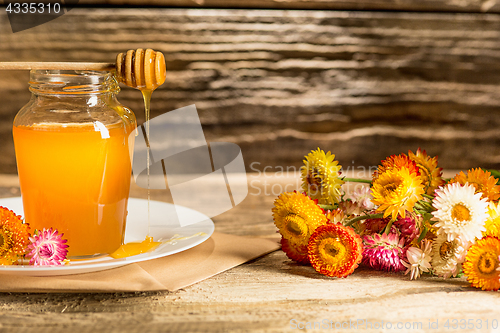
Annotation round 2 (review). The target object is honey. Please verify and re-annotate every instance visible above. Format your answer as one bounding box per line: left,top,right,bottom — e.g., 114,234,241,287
13,122,135,257
110,236,161,259
110,233,207,259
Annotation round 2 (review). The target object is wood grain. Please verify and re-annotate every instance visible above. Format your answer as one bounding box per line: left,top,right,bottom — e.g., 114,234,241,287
76,0,500,13
1,9,500,173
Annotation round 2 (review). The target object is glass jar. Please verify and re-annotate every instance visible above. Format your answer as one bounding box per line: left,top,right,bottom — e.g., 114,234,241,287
13,70,136,258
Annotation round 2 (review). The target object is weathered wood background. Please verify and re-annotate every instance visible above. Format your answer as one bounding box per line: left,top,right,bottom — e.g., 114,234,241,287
1,0,500,174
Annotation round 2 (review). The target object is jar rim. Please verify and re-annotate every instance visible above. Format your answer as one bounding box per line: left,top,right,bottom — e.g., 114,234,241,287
29,70,120,95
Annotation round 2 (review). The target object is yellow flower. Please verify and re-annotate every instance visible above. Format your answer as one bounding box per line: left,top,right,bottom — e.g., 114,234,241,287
272,192,327,247
371,168,425,220
301,148,344,205
0,207,30,265
449,168,500,202
484,201,500,238
463,236,500,291
408,149,444,195
307,224,363,278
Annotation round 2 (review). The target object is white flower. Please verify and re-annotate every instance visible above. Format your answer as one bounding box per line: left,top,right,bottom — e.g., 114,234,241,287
432,183,488,242
402,239,432,280
430,233,470,278
348,186,375,211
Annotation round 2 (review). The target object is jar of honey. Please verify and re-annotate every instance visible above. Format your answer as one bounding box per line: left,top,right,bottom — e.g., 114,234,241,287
13,70,136,258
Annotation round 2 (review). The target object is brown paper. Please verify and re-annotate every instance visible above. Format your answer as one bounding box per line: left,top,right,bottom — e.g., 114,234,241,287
0,233,280,293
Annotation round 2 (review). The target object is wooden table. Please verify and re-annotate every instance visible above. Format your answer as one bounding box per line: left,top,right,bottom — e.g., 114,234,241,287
0,173,498,333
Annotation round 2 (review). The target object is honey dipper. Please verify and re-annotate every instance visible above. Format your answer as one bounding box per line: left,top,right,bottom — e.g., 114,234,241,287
115,48,166,91
0,48,166,90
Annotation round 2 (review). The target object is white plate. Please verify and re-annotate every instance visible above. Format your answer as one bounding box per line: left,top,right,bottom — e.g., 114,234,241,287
0,197,214,276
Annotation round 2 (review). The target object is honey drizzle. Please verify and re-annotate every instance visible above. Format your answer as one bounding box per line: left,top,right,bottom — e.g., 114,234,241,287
114,48,167,257
141,89,152,237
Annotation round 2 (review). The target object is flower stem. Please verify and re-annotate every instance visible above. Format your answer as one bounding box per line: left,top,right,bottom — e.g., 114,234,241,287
414,200,435,212
342,177,372,184
422,193,434,200
344,213,385,227
319,204,336,211
384,218,395,234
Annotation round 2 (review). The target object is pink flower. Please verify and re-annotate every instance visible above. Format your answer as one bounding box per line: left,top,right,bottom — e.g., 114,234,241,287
362,232,406,272
363,213,419,247
26,228,69,266
402,240,432,280
393,215,419,246
349,186,375,211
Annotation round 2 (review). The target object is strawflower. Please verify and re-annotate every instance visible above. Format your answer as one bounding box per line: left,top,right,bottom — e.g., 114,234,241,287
449,168,500,202
430,233,469,278
325,208,345,224
372,153,420,182
408,149,444,195
26,228,69,266
301,148,344,205
280,237,309,265
462,236,500,291
348,186,374,211
0,207,30,265
393,214,420,246
362,213,419,246
272,191,327,247
362,232,406,272
484,201,500,238
371,167,425,220
308,224,363,278
402,239,432,280
432,183,488,242
362,215,390,235
337,200,363,217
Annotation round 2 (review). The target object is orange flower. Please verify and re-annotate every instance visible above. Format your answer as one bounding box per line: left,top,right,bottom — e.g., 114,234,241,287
0,207,30,265
307,224,363,278
463,236,500,291
408,148,444,195
449,168,500,202
325,208,346,224
281,237,309,265
372,154,420,182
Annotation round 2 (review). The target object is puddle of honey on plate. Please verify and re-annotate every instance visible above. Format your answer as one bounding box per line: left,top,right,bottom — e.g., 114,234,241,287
111,49,169,258
110,236,160,259
110,232,207,259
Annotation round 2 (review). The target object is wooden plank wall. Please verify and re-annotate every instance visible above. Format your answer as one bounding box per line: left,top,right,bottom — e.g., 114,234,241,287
1,1,500,174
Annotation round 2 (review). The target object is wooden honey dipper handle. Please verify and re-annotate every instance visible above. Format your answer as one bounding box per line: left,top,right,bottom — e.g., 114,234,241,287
0,62,116,71
0,49,166,90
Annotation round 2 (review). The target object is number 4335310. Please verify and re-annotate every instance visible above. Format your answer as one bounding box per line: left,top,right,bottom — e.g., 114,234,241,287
6,3,62,14
444,319,498,330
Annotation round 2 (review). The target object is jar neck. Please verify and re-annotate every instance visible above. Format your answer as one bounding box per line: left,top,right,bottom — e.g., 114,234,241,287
29,70,120,96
